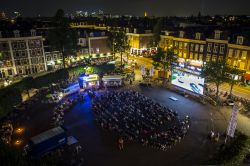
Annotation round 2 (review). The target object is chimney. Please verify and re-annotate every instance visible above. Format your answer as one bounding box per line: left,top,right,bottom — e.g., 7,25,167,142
13,30,20,38
30,29,36,36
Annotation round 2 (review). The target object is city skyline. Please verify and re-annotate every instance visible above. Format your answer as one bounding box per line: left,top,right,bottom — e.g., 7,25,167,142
1,0,250,17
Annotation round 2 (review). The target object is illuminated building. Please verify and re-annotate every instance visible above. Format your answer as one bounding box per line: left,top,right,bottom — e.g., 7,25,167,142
127,30,157,56
0,29,47,78
160,29,250,84
45,51,63,70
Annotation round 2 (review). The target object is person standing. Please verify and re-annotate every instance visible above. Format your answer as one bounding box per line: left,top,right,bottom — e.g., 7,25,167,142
118,137,124,150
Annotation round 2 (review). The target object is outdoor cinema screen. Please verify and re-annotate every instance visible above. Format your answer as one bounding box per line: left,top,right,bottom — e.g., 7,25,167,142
171,68,205,95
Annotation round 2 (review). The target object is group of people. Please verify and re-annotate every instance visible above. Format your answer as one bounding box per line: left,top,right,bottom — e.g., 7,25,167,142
51,98,77,127
0,121,13,144
92,90,190,151
206,87,250,108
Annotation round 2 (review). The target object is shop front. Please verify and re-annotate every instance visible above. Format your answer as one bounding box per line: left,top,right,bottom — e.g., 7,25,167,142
245,72,250,86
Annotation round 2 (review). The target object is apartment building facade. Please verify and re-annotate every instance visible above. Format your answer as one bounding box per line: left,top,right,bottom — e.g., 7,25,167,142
0,30,47,79
160,30,250,70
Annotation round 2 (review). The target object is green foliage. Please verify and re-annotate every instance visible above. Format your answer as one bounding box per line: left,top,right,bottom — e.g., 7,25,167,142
68,64,115,76
0,86,22,118
201,60,230,104
34,69,69,89
226,66,245,96
68,66,86,77
92,64,115,74
205,132,250,165
152,48,178,78
108,27,129,53
48,9,78,68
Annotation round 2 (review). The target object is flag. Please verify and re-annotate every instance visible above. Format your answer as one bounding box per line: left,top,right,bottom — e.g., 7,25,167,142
141,65,145,76
150,66,154,77
227,104,239,138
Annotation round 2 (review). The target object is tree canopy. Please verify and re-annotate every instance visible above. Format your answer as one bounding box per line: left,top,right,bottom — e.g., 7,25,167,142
201,60,230,104
48,9,78,68
152,48,178,80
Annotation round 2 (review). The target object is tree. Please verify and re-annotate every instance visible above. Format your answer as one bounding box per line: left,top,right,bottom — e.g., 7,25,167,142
108,27,129,67
152,18,163,47
201,60,229,105
48,9,78,68
16,77,34,99
152,48,178,83
227,66,244,97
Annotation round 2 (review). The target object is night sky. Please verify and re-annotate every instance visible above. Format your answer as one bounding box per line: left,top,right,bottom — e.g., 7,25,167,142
1,0,250,17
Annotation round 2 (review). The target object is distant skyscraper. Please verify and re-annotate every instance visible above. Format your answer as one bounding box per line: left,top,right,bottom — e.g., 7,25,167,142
144,11,148,17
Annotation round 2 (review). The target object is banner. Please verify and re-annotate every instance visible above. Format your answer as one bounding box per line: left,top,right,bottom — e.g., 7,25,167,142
141,65,145,76
150,66,154,77
227,104,239,138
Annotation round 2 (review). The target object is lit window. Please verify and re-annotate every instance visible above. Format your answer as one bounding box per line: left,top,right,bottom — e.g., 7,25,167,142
235,50,240,58
179,42,183,49
239,62,245,69
189,53,193,59
184,43,188,49
206,54,211,62
228,49,233,58
220,44,225,54
241,51,247,60
190,44,194,51
194,53,198,60
218,56,224,62
195,44,199,52
212,55,217,62
200,45,204,52
207,43,212,52
213,44,218,53
199,54,203,61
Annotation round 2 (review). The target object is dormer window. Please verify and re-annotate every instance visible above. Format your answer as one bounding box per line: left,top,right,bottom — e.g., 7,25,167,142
179,31,184,38
214,30,222,40
195,33,201,40
30,29,36,36
236,36,244,45
165,31,170,36
14,30,20,38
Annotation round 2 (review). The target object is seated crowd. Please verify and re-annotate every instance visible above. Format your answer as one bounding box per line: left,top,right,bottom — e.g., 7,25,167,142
92,90,190,151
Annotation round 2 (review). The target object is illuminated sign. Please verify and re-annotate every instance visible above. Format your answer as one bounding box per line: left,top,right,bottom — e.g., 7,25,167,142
80,74,98,82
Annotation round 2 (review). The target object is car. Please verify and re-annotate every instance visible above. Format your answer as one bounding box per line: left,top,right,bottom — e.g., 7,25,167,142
226,99,234,106
178,77,184,83
198,83,204,87
190,83,201,94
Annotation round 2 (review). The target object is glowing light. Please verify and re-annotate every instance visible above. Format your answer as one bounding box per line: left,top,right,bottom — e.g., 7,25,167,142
15,127,24,134
14,140,22,146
